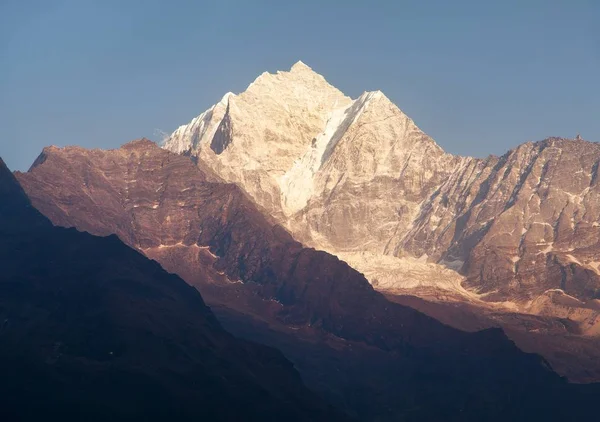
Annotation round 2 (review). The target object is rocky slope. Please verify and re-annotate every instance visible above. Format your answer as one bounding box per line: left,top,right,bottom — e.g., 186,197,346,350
167,60,353,222
0,157,346,422
162,62,600,328
17,140,600,421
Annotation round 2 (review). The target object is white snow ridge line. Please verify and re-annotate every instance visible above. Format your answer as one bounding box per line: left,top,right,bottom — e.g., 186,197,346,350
279,91,381,214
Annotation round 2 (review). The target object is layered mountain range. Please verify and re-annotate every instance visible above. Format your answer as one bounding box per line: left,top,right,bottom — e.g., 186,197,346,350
163,61,600,330
15,138,600,421
9,61,600,420
0,158,345,421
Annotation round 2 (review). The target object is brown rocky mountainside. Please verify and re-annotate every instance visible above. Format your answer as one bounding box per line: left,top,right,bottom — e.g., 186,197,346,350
402,138,600,304
0,157,347,422
16,140,600,421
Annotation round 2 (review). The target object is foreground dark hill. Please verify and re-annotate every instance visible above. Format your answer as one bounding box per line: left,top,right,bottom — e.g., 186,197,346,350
17,140,600,421
0,157,346,422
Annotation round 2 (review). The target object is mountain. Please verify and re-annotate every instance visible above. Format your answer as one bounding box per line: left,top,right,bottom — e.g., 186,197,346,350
166,60,353,222
0,157,348,421
17,139,600,421
163,61,600,330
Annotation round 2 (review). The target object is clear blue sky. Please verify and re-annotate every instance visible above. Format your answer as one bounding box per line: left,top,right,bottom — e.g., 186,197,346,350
1,0,598,170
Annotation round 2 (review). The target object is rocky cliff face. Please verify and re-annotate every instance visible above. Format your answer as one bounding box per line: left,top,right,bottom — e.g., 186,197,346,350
399,138,600,298
395,138,600,331
0,157,347,422
16,140,600,421
15,140,490,348
162,62,600,326
167,61,352,221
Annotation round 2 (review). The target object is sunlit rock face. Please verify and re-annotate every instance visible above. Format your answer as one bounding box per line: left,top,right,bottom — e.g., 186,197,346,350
163,62,600,323
0,156,349,422
16,134,600,418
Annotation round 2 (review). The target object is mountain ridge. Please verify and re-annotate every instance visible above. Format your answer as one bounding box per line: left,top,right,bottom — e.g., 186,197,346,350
18,139,600,420
162,62,600,327
1,153,348,421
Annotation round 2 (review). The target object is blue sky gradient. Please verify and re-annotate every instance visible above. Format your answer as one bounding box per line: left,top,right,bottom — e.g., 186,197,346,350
1,0,599,170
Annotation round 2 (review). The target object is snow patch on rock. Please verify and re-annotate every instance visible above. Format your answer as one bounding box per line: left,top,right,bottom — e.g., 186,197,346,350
336,251,480,302
164,92,235,154
279,91,382,214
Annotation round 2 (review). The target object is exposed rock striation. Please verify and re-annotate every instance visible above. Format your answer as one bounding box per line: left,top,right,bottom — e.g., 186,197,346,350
16,141,600,421
162,63,600,324
0,157,348,421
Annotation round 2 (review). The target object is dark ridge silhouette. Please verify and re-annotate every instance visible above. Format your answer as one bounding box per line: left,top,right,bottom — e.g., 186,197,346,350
0,157,348,422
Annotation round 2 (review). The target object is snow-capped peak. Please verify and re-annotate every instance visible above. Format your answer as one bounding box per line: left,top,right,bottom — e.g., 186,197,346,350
219,92,235,106
162,62,446,224
290,60,313,72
